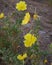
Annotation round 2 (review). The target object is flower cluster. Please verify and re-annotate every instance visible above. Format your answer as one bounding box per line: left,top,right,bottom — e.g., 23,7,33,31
0,0,51,65
16,1,39,25
0,0,41,64
16,0,38,62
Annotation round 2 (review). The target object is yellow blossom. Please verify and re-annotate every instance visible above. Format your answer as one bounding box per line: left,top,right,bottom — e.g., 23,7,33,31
23,33,37,47
17,53,27,60
16,1,27,11
44,59,48,63
0,13,4,19
33,13,39,20
21,12,30,25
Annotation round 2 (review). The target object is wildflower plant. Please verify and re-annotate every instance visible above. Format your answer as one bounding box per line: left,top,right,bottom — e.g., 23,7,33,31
0,0,52,65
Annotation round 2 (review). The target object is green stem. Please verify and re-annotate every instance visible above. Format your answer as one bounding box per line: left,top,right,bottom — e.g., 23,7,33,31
23,60,24,65
35,7,37,14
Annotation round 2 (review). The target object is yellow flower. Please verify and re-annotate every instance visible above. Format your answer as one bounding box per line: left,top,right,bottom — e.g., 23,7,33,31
0,13,4,19
44,59,48,63
16,1,27,11
23,33,37,47
33,13,39,20
17,53,27,60
21,12,30,25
